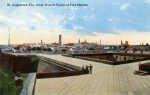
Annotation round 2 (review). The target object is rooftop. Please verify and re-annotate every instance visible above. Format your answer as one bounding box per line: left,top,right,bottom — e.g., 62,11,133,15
34,54,150,95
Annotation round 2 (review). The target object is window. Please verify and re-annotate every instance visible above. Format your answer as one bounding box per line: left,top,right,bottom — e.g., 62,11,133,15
124,57,126,61
116,56,118,59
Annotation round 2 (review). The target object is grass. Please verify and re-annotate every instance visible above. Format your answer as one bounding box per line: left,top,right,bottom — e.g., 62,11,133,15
31,57,38,62
0,66,28,95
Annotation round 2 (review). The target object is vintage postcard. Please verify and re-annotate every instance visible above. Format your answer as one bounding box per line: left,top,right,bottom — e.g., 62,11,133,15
0,0,150,95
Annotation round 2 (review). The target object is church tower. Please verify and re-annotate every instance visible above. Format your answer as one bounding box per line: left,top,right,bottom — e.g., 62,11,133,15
100,39,101,45
78,38,80,43
121,40,123,45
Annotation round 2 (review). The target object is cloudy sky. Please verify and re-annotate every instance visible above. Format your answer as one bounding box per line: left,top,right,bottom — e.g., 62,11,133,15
0,0,150,45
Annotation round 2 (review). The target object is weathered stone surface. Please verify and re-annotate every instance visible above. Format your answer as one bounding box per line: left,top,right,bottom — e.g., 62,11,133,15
20,73,36,95
34,54,150,95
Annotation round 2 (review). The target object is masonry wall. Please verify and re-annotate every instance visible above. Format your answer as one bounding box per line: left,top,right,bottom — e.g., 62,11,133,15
38,60,70,72
37,70,83,78
0,53,38,73
87,55,113,61
113,55,145,61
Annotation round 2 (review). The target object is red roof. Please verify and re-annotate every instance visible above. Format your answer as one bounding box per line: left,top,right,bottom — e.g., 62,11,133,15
49,46,53,47
52,43,59,45
81,42,89,44
126,46,134,50
49,46,58,48
18,45,23,48
68,43,74,46
53,46,58,48
64,44,69,46
139,46,144,49
24,45,31,49
64,43,74,46
95,46,102,49
82,45,86,48
40,45,45,48
66,47,71,49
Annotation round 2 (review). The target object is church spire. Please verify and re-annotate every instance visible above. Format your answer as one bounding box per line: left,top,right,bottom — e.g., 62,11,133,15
78,38,80,43
121,40,123,45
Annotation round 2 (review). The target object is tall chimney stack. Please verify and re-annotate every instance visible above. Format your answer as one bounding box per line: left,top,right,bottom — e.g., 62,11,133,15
59,35,62,46
41,40,43,44
100,39,101,45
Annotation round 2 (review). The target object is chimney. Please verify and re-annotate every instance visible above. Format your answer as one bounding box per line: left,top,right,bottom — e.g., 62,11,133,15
59,35,62,46
78,38,80,43
100,39,101,45
41,40,43,44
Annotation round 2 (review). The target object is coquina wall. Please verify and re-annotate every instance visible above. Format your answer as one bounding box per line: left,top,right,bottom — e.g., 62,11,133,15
113,55,145,61
0,53,38,73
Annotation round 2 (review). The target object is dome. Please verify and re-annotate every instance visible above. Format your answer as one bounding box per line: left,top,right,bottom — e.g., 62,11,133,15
125,41,128,45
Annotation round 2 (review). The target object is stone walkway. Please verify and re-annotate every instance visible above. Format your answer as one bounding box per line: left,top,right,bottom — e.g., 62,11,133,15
34,54,150,95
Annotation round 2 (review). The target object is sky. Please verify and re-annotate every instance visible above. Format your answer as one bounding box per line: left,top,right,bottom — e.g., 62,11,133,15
0,0,150,45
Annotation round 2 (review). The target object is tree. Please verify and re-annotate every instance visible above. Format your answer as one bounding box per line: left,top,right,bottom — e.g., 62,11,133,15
32,47,36,51
145,43,150,51
89,47,94,51
47,48,52,51
37,47,41,51
14,47,19,50
146,43,149,46
89,47,94,53
61,49,66,53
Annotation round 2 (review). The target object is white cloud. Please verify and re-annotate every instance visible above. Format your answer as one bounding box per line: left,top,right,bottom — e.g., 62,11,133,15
46,14,66,30
29,13,49,24
68,15,75,21
35,13,47,21
30,19,38,23
84,6,87,9
0,15,25,25
120,4,130,10
20,28,31,31
73,26,84,30
82,16,88,21
106,18,113,22
82,14,95,21
144,0,150,3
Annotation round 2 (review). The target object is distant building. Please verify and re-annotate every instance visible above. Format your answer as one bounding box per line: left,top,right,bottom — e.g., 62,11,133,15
100,39,101,45
78,38,80,44
41,40,43,44
121,40,123,45
52,42,59,46
125,41,129,45
121,40,129,48
126,46,134,51
59,35,62,46
64,43,74,46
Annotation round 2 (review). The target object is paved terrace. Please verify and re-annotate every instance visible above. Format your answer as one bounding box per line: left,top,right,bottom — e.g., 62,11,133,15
35,54,150,95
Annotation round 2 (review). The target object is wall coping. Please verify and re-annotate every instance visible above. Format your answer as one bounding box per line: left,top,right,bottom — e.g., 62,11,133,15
20,73,36,95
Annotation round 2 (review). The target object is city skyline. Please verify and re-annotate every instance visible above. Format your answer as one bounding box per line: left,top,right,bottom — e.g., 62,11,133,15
0,0,150,45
